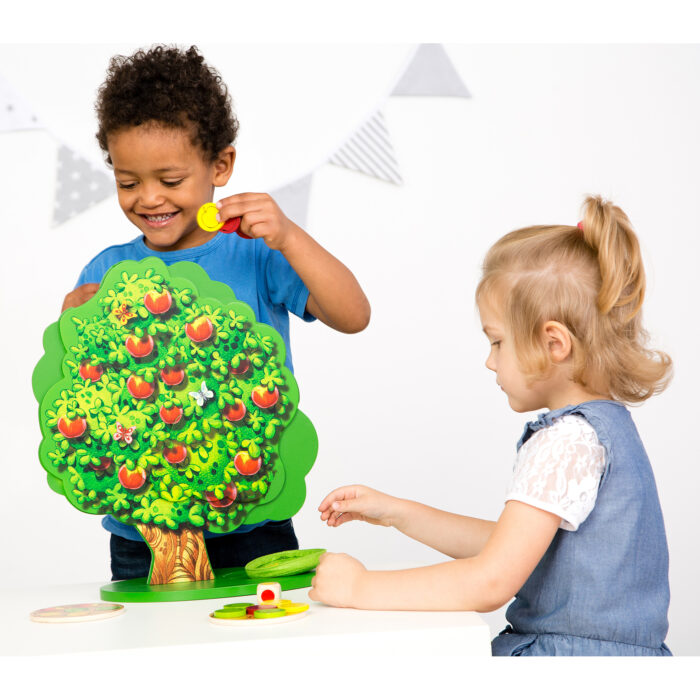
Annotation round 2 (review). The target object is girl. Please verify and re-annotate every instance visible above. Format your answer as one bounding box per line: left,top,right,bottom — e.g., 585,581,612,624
309,195,673,656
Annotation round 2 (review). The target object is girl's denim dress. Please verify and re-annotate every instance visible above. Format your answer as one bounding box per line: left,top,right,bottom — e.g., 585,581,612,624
491,400,672,656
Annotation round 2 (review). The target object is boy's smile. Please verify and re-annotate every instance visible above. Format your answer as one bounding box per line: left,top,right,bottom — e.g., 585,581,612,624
107,123,234,252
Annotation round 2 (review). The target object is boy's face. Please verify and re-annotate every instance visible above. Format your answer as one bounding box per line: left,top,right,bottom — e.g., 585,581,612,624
107,123,234,252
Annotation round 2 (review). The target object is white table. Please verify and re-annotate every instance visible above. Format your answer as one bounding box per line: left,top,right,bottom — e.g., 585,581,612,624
0,580,491,657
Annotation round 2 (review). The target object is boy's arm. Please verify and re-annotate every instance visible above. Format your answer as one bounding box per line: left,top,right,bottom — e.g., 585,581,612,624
309,500,560,612
215,193,371,333
61,283,100,312
278,222,371,333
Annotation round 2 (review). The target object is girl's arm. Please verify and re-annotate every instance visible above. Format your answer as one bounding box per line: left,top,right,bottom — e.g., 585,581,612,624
309,500,561,612
215,193,371,333
319,485,496,559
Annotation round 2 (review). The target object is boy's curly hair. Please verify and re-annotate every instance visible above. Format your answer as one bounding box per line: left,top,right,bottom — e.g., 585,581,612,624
95,45,239,164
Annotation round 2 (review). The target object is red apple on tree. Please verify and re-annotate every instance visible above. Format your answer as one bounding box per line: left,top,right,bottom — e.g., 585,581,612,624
185,316,213,342
125,333,155,358
222,399,246,422
160,365,185,386
127,374,155,399
144,289,172,315
205,483,237,509
230,357,250,375
159,404,183,425
251,385,279,409
57,415,87,438
234,450,262,476
79,361,103,381
92,456,112,471
118,465,147,490
164,443,188,464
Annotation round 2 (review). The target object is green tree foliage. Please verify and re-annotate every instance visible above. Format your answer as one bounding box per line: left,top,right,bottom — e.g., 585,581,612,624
35,260,312,534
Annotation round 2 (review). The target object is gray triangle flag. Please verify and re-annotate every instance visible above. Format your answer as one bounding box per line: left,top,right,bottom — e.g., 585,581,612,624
270,173,313,231
0,75,43,131
391,44,470,98
52,145,114,227
328,110,402,185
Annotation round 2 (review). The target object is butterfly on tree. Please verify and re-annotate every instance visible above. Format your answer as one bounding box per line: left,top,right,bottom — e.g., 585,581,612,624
189,381,214,407
113,422,135,443
112,303,136,325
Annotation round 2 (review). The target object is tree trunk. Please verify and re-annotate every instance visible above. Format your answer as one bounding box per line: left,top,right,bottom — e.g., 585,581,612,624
136,524,214,584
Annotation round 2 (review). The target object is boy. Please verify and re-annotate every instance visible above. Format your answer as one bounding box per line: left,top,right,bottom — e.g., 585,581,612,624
62,44,370,580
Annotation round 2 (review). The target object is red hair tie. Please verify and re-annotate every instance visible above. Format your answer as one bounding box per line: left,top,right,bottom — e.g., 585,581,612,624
576,221,584,230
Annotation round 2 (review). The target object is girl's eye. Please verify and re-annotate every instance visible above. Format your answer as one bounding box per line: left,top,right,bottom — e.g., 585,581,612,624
117,182,136,190
163,179,184,187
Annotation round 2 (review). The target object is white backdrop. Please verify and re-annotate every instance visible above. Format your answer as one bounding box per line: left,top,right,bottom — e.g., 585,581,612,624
1,44,698,655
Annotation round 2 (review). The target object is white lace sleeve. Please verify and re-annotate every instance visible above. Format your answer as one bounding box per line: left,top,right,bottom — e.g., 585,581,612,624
505,415,606,531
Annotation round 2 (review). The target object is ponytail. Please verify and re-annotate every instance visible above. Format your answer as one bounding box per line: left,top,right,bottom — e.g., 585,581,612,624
579,195,645,320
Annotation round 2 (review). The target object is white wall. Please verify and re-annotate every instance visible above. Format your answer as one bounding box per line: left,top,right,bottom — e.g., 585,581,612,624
1,44,698,655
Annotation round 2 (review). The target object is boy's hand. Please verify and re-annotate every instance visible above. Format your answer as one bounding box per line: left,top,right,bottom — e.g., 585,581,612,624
308,552,367,607
215,193,299,251
318,485,401,529
61,283,100,312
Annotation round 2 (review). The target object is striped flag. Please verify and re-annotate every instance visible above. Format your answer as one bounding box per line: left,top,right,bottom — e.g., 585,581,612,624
328,110,402,186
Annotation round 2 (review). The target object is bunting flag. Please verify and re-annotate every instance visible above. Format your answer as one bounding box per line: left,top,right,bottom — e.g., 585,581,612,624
0,76,43,132
328,110,402,186
270,173,314,231
391,44,471,98
3,43,470,228
52,145,114,227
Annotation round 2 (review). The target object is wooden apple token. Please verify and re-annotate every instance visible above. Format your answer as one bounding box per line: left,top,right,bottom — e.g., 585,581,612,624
213,608,247,619
30,603,125,624
208,598,310,626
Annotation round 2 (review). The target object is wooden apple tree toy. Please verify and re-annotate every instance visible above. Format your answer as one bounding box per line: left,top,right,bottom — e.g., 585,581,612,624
33,259,317,596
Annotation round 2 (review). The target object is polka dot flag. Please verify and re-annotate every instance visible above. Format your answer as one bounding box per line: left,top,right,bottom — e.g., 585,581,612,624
0,75,43,132
52,145,113,227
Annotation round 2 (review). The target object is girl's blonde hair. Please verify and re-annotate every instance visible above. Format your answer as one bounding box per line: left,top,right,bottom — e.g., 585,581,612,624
476,195,672,404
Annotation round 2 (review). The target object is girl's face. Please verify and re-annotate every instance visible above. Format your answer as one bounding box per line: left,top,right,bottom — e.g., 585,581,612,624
107,124,234,252
478,298,555,413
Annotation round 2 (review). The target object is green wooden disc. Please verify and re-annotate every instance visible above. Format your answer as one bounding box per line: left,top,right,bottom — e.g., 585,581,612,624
223,602,249,610
245,548,326,578
213,608,247,619
254,607,287,619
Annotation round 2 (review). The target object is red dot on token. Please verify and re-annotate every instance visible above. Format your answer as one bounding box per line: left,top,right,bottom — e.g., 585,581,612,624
261,590,274,601
219,217,241,234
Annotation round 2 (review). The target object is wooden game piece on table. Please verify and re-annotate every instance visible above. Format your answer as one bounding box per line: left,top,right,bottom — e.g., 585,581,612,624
257,581,282,604
30,603,125,624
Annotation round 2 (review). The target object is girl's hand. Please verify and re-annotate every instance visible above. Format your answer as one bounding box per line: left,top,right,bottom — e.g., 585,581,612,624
308,552,367,608
215,193,299,252
61,283,100,312
318,484,402,528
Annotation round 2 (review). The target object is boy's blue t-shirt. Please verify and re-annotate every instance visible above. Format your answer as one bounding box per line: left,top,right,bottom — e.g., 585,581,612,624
75,231,315,540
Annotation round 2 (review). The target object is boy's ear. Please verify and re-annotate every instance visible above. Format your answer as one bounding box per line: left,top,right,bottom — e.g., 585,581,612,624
542,320,572,364
212,146,236,187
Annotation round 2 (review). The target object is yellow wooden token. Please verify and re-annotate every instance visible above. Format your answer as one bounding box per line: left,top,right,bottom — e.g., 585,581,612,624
278,601,309,615
197,202,223,232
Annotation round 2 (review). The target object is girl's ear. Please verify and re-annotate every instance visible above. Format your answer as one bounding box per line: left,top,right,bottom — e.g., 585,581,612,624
542,321,572,364
212,146,236,187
